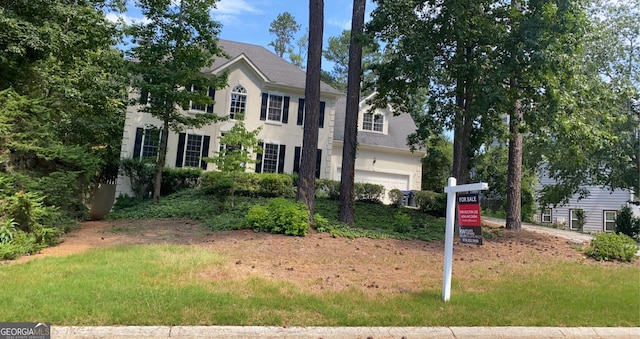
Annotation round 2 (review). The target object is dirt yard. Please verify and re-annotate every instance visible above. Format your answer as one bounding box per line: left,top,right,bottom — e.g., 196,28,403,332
11,219,638,294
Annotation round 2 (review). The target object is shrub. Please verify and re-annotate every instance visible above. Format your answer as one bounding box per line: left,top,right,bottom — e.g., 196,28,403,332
119,158,154,198
0,218,17,244
585,232,637,262
354,183,384,203
245,198,309,236
315,179,340,200
232,172,260,197
615,206,640,240
161,168,202,195
388,189,404,207
257,173,294,198
414,190,446,216
199,172,234,211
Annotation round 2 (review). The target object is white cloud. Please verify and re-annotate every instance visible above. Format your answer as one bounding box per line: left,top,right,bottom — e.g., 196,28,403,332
105,12,151,25
212,0,262,15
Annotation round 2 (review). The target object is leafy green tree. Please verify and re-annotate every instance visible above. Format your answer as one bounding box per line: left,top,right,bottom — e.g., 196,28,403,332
323,29,380,94
421,135,453,192
126,0,227,204
289,32,308,69
210,122,261,173
297,0,324,225
268,11,301,58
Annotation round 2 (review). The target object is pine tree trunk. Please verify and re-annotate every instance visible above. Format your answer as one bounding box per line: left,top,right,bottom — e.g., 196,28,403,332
153,116,170,204
296,0,324,224
338,0,365,226
506,81,523,231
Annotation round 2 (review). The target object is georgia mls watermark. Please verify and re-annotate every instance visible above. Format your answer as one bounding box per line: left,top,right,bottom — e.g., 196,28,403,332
0,323,50,339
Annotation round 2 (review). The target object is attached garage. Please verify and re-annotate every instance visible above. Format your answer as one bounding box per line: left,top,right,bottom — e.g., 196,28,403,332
351,170,410,203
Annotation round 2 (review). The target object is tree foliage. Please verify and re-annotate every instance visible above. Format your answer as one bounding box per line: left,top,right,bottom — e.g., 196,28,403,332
209,122,261,173
126,0,227,203
268,11,301,58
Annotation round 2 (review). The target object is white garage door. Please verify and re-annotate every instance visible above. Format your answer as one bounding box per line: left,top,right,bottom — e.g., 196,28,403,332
354,170,410,203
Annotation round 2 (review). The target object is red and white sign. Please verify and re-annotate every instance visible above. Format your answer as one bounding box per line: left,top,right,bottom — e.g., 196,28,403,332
457,193,482,245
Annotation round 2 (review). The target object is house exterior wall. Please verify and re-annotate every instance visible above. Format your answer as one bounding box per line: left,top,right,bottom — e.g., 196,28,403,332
330,143,423,204
117,60,337,197
535,173,638,233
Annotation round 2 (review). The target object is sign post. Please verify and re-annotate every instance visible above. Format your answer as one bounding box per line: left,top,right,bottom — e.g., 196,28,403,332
442,177,488,302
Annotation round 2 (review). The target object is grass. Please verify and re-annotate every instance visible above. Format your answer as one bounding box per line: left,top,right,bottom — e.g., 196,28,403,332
0,244,638,326
110,189,446,241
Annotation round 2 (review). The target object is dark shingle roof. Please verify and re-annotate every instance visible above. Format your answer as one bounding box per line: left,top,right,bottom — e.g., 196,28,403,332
205,39,342,95
333,96,421,151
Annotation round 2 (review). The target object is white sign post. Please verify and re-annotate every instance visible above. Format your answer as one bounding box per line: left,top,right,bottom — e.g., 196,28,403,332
442,177,488,302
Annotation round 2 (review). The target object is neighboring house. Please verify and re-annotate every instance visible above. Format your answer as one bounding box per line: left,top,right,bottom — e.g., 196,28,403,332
117,39,424,203
534,171,640,233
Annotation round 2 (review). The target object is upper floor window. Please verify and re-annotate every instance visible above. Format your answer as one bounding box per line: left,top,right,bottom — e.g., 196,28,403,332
603,211,616,232
188,84,215,113
363,112,384,132
229,85,247,120
260,93,290,123
296,98,326,128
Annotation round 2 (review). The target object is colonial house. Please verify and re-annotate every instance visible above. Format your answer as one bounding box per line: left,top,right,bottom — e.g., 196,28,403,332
117,39,425,203
534,171,640,233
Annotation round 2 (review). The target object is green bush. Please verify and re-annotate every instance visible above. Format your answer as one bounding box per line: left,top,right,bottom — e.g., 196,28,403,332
315,179,341,200
414,190,446,216
388,189,404,207
161,168,202,195
245,198,310,236
200,172,234,211
119,158,154,198
0,218,17,244
354,183,385,203
232,172,260,197
257,173,294,198
585,232,637,262
615,206,640,240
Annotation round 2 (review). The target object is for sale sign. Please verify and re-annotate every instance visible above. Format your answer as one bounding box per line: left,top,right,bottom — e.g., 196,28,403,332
457,193,482,245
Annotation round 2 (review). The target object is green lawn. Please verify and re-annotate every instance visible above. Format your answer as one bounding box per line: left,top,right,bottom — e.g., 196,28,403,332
1,244,638,326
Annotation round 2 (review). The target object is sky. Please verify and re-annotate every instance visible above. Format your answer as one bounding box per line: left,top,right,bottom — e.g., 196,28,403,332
109,0,376,68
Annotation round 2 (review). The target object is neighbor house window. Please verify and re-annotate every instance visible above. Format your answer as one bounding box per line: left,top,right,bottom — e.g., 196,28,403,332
363,112,383,132
188,84,215,113
175,133,210,169
255,142,286,173
569,209,584,230
541,208,552,224
133,127,161,160
604,211,617,232
259,93,290,123
229,85,247,119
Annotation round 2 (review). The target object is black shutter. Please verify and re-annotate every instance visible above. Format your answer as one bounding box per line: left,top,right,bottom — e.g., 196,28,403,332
293,146,301,173
255,141,264,173
139,77,150,104
260,93,268,121
315,149,322,178
282,96,290,123
175,133,186,168
133,128,144,159
277,144,286,173
200,135,210,169
319,101,326,128
297,98,305,125
206,87,215,113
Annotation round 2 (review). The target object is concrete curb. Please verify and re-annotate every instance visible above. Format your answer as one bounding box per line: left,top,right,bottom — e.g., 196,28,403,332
52,326,640,338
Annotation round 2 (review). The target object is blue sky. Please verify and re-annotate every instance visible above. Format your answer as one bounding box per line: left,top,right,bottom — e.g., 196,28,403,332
110,0,375,67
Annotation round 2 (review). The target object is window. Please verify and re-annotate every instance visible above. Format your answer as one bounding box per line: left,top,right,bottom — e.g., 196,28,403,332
293,146,322,178
188,84,215,113
175,133,210,169
255,142,286,173
604,211,617,232
229,85,247,119
296,98,326,128
133,127,160,160
541,208,552,224
260,93,290,123
569,209,584,230
363,112,383,132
